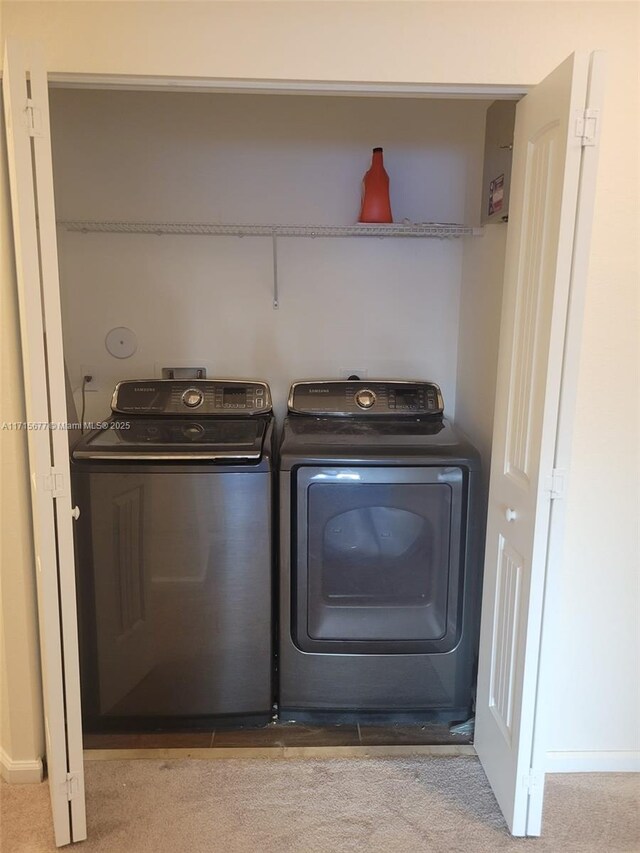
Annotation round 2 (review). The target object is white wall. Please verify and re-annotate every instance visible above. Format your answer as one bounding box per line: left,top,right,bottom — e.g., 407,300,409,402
2,1,638,772
49,90,487,420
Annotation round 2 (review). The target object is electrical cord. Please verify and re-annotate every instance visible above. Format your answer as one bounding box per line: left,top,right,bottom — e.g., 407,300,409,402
80,374,92,434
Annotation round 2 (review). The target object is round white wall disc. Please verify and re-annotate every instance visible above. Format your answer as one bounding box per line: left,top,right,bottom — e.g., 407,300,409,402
105,326,137,359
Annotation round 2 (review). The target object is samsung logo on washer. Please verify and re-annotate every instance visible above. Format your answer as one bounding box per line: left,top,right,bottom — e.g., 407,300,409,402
308,388,330,394
134,386,156,391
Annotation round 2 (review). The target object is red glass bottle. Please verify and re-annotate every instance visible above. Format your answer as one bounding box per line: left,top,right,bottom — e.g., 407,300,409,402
358,147,393,223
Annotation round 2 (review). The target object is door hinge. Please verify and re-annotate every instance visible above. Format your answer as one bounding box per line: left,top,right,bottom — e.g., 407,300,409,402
575,108,600,147
43,467,67,498
25,98,44,138
522,769,543,794
545,467,567,501
65,772,81,801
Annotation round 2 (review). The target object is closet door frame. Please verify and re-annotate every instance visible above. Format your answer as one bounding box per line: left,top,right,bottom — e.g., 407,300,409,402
3,40,601,842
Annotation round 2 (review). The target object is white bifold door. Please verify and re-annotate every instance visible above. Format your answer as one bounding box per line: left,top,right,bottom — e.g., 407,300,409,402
2,38,602,844
3,41,86,845
474,51,604,836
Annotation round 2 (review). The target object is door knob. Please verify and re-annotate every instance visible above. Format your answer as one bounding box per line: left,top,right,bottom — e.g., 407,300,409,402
505,508,517,522
71,506,80,521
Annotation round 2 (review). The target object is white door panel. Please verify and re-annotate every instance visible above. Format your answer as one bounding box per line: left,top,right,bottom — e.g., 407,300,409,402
3,40,86,845
525,50,606,835
475,51,603,835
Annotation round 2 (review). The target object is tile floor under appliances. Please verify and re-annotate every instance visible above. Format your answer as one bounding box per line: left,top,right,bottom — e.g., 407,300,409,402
83,720,473,751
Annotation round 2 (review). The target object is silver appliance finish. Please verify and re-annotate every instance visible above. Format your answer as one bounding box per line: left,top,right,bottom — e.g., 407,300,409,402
71,379,275,731
279,380,482,720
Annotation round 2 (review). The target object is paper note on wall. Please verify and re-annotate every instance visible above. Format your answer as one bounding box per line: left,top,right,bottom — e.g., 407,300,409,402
488,174,505,216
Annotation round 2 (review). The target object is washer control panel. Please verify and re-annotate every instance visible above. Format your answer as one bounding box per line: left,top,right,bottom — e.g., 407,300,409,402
288,381,444,416
111,379,272,415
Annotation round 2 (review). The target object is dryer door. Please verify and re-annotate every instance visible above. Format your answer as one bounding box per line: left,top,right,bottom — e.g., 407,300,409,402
294,466,465,654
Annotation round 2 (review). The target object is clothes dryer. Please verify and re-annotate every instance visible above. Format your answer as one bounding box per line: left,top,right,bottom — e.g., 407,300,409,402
279,380,482,721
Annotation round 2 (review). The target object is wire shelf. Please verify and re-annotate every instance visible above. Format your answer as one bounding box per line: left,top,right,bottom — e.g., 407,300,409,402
57,219,484,309
58,220,483,238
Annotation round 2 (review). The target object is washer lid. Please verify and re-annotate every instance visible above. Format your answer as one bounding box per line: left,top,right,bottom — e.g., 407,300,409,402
72,417,268,462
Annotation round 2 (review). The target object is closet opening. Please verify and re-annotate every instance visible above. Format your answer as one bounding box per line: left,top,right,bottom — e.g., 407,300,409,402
49,83,517,752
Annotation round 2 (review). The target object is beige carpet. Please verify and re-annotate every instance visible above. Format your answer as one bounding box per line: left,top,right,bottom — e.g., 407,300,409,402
1,757,638,852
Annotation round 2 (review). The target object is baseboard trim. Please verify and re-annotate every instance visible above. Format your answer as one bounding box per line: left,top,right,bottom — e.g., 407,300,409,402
0,747,44,784
546,750,640,773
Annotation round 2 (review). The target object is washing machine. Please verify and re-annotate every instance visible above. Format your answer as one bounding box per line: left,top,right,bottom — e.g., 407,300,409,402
71,379,275,731
279,379,483,721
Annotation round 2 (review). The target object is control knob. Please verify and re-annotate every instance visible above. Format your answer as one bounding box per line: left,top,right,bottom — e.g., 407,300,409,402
355,389,377,409
182,388,204,409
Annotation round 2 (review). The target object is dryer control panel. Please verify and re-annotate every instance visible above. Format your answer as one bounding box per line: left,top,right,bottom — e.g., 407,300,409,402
288,381,444,417
111,379,272,416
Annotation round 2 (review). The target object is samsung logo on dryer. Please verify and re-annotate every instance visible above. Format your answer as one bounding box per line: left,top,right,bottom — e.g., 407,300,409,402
133,386,157,392
308,388,330,394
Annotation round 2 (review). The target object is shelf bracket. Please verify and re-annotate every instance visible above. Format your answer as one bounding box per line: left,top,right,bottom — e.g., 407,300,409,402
272,231,279,309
